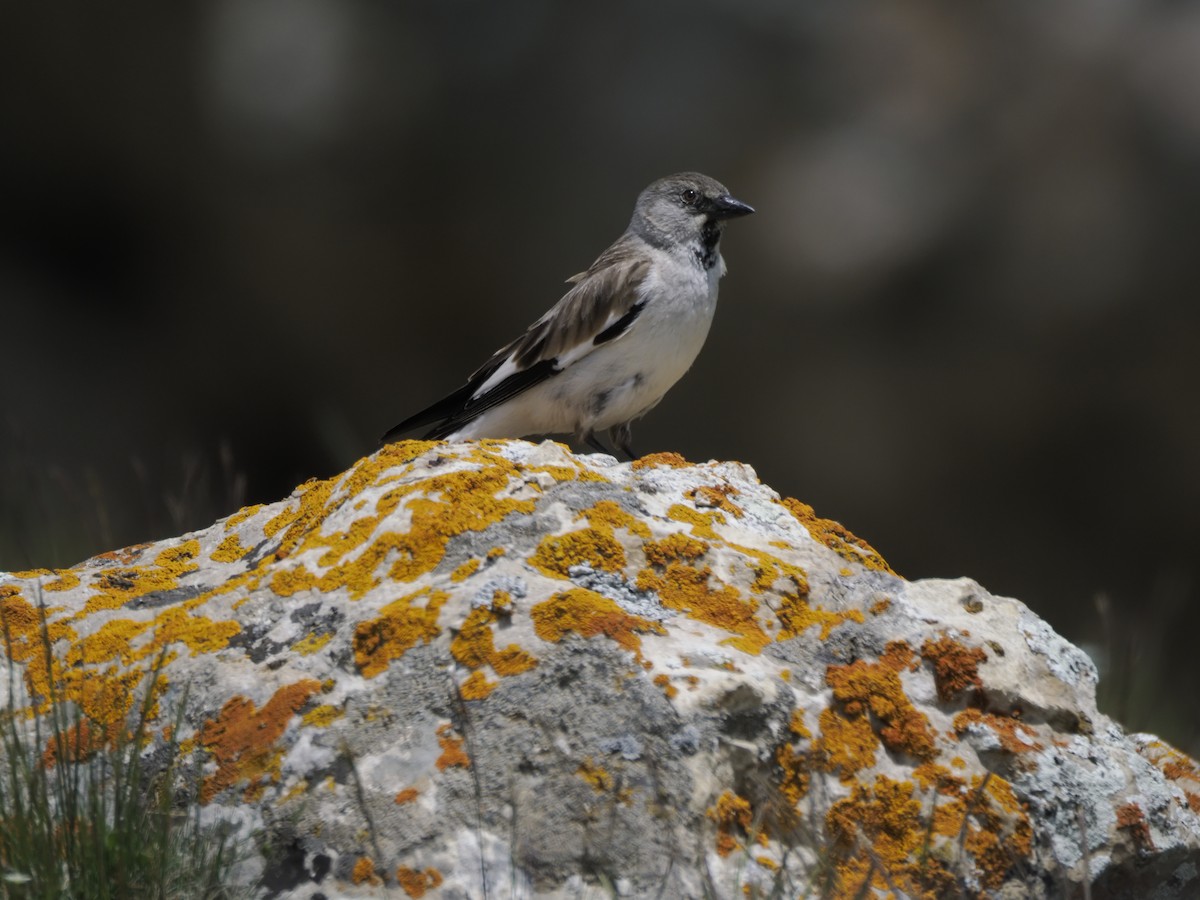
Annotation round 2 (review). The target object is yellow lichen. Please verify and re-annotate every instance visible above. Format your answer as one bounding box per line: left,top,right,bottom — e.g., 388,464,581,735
631,451,688,470
667,503,724,539
531,588,664,660
300,704,343,728
42,570,81,592
577,757,613,792
775,590,864,642
224,503,264,529
459,670,497,700
151,608,241,656
259,445,537,601
77,541,202,617
642,532,708,567
292,632,333,656
637,558,767,655
449,606,537,676
779,497,894,574
816,707,879,780
450,558,481,582
578,499,652,538
529,528,626,578
211,533,250,563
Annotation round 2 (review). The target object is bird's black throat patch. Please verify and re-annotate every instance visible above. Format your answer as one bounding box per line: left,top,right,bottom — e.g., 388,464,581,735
696,220,722,269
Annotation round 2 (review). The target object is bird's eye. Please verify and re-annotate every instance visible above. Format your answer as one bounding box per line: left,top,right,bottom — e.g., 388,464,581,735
680,188,699,206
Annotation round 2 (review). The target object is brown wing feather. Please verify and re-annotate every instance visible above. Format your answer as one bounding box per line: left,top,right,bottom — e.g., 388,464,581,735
468,235,651,380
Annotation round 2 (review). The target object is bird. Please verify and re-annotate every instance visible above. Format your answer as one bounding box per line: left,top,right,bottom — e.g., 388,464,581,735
380,172,754,457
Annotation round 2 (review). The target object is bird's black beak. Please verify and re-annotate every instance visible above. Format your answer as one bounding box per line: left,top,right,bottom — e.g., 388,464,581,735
711,194,755,220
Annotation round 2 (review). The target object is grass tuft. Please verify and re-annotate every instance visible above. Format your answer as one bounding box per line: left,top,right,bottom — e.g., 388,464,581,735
0,589,248,899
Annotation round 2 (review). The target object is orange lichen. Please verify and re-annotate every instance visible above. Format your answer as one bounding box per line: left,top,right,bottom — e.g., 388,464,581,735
869,597,892,615
354,589,447,678
815,707,879,780
197,679,322,803
921,635,987,702
211,533,250,563
459,670,497,700
707,791,752,857
449,606,537,676
396,866,443,898
952,709,1044,753
42,719,112,767
395,787,419,805
828,776,924,871
631,451,688,470
93,543,153,565
1116,803,1156,851
529,528,626,578
821,769,1031,895
882,640,919,672
653,673,678,699
531,588,664,660
779,497,894,574
435,723,470,770
825,651,937,761
577,757,614,793
352,856,381,886
686,483,744,518
1137,740,1200,814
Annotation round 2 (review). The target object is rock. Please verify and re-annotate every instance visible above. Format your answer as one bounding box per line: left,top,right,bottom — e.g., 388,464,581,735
2,439,1198,899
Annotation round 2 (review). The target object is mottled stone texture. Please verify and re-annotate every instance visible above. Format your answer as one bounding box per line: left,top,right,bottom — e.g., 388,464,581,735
2,440,1198,899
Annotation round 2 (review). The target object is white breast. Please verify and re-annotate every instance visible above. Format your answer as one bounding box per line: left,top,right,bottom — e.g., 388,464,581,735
450,245,724,441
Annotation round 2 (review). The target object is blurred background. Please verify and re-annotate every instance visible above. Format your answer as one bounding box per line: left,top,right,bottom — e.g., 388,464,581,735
2,1,1198,751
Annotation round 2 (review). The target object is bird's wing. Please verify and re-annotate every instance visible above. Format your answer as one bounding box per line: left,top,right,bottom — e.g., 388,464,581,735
381,236,651,443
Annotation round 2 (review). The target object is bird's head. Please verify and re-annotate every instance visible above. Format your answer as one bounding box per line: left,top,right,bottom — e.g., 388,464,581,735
630,172,754,253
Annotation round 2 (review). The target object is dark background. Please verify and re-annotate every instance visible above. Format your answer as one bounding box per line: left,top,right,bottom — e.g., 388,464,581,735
3,2,1198,752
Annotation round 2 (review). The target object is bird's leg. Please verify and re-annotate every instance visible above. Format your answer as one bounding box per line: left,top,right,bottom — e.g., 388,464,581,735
581,430,616,456
610,422,637,460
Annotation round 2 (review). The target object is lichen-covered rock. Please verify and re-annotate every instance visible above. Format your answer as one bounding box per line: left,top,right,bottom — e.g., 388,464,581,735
2,440,1198,899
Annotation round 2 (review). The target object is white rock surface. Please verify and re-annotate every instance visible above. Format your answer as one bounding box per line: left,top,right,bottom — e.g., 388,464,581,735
2,439,1197,899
